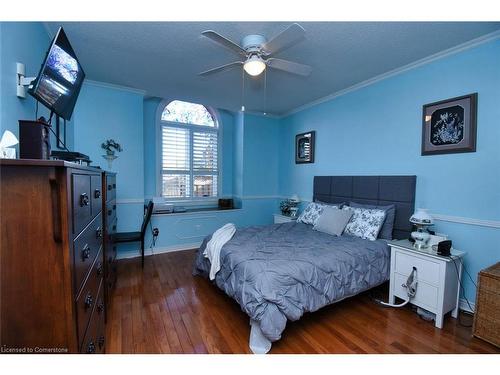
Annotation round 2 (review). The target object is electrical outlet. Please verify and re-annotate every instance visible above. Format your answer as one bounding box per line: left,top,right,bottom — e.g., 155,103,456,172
152,227,159,237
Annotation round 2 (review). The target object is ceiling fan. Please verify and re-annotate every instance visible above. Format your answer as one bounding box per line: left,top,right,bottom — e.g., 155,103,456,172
199,23,312,78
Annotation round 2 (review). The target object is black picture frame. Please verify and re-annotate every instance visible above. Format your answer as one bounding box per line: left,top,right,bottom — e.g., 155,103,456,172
421,93,477,156
295,131,315,164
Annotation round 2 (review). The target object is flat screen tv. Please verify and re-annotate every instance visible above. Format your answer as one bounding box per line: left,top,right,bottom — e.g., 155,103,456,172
29,27,85,121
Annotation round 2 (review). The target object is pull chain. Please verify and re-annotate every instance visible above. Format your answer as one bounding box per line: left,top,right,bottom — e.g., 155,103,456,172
241,67,245,112
263,68,267,116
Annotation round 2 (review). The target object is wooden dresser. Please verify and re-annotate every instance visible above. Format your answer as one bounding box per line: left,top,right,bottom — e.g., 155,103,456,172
0,159,106,353
102,171,117,313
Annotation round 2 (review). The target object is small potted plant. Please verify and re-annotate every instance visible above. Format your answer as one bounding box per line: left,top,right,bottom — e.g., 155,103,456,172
101,139,123,156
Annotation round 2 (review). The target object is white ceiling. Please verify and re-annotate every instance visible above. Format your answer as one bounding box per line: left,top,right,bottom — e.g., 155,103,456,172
45,22,500,116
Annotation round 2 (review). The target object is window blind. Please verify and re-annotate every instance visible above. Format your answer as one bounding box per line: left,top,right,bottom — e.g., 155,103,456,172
161,125,219,198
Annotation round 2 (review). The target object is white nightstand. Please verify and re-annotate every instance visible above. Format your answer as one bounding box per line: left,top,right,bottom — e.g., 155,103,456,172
387,239,466,329
273,214,297,224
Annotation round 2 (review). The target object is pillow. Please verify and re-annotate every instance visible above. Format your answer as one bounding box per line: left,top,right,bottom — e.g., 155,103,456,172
297,202,341,226
314,199,346,209
313,206,353,236
349,202,396,240
343,206,386,241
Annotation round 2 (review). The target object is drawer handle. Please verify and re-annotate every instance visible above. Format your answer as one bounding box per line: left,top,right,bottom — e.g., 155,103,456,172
84,293,93,309
94,189,101,199
80,193,90,207
97,301,105,314
86,341,96,354
81,245,91,261
113,204,116,210
98,335,105,350
113,183,116,189
108,209,112,216
96,227,103,238
96,262,103,276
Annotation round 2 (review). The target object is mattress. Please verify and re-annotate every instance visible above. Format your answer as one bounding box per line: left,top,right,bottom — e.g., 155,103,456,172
193,221,390,343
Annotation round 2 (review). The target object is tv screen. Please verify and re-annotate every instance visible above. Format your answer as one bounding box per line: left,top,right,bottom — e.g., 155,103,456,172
29,27,85,121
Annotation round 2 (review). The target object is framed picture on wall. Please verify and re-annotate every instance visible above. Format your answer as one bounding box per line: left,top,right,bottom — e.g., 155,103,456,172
421,93,477,156
295,131,315,164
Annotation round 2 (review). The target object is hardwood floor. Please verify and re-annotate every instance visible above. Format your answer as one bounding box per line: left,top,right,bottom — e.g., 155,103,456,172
106,250,499,354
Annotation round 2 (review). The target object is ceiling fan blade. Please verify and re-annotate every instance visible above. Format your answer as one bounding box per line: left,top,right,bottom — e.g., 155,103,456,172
266,58,312,76
201,30,247,57
198,61,243,76
262,23,306,55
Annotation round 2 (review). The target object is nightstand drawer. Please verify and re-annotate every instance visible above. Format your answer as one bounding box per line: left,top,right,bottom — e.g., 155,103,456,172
394,272,438,311
394,250,440,285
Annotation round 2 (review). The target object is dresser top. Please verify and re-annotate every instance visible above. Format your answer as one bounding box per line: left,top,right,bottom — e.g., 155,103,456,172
0,159,105,173
388,239,466,261
480,262,500,280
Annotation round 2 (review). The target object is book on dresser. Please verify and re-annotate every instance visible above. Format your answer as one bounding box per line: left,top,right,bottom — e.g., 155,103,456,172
0,159,117,354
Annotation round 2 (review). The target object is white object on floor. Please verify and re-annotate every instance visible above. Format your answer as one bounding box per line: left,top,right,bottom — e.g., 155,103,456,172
249,320,272,354
203,223,236,280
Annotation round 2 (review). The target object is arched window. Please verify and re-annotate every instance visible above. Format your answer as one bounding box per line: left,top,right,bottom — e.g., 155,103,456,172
159,100,219,199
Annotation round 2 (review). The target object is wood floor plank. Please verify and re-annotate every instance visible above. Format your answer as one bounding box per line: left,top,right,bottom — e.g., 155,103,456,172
106,250,500,354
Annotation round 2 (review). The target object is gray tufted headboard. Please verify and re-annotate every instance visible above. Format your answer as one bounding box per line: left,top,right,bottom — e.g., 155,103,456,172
313,175,416,240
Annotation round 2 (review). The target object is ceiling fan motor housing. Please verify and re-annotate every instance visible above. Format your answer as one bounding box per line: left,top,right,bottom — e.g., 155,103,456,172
241,34,267,53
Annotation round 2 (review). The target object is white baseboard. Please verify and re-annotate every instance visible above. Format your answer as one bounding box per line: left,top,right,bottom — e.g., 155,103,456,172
116,242,202,260
459,298,475,313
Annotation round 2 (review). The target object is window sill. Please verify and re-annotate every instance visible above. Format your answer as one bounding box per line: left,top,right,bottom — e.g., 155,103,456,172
152,207,242,217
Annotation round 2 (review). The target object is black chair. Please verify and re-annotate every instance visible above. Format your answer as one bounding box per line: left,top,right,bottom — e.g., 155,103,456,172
113,200,154,268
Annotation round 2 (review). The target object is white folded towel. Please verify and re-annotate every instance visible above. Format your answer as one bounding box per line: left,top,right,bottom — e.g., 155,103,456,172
203,223,236,280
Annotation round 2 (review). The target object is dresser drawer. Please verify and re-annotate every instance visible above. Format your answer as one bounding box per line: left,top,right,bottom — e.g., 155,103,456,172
394,249,440,285
90,174,102,217
73,174,92,234
74,213,103,293
76,251,104,350
106,175,116,203
80,282,105,353
394,272,439,311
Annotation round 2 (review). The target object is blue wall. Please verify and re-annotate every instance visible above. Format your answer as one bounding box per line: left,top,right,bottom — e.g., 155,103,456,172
278,39,500,303
72,82,145,233
0,22,54,148
242,114,281,197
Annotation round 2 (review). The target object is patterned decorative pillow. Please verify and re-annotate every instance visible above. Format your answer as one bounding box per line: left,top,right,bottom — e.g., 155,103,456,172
343,207,386,241
297,202,340,226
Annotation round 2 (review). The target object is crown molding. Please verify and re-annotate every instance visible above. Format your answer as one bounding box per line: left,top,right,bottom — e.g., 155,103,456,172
282,29,500,118
84,79,147,96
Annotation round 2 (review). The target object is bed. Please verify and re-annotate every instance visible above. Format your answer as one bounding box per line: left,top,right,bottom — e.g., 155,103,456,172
193,175,416,353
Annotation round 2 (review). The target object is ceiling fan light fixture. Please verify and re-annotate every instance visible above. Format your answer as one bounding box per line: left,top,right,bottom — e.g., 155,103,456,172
243,55,266,76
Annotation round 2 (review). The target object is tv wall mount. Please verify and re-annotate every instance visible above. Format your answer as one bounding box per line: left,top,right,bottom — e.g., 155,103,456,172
16,62,36,99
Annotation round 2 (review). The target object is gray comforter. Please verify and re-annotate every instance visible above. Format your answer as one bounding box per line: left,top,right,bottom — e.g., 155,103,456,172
193,221,390,342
